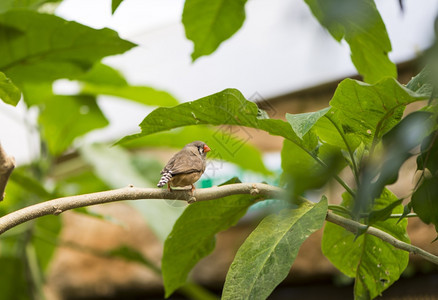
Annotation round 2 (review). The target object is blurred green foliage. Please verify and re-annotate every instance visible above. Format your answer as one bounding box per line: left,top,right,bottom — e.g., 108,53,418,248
0,1,437,300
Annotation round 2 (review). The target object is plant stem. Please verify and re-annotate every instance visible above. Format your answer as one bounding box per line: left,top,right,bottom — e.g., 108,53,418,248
326,211,438,265
324,115,360,186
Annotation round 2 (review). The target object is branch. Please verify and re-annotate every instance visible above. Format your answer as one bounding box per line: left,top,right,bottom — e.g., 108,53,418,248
0,143,15,201
326,211,438,265
0,183,283,235
0,182,437,266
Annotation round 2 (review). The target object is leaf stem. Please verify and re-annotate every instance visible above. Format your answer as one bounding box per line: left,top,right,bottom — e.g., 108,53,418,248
324,115,360,186
310,153,356,197
291,140,355,197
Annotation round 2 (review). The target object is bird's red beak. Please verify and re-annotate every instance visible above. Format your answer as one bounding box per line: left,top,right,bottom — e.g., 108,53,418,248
204,144,211,153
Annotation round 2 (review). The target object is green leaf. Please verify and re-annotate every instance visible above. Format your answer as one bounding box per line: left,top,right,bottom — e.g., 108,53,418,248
417,130,438,175
327,78,427,146
78,63,178,107
162,180,259,297
313,110,362,153
80,144,185,241
397,202,412,224
0,71,20,105
38,95,109,155
354,111,434,218
78,62,128,85
111,0,124,14
281,138,344,195
120,125,271,175
412,178,438,231
406,67,434,97
322,190,409,299
82,83,178,107
368,199,403,225
117,88,300,145
20,81,53,106
0,10,136,83
304,0,396,83
222,198,328,300
286,107,330,139
183,0,247,61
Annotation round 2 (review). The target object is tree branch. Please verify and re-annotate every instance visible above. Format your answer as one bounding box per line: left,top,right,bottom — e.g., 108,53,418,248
0,143,15,201
0,183,283,235
0,182,437,266
326,211,438,265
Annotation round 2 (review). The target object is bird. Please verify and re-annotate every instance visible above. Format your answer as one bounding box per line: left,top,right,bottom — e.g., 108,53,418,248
157,141,211,192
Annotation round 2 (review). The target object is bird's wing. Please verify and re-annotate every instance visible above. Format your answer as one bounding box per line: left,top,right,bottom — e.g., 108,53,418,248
162,151,204,175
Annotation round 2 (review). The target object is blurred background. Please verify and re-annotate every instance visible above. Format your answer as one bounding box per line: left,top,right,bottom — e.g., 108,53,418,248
1,0,438,299
2,0,437,165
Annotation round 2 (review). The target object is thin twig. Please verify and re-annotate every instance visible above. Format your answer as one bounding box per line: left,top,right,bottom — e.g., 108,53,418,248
0,143,15,201
326,211,438,265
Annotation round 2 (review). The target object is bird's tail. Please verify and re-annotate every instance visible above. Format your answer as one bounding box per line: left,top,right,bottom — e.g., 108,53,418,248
157,170,172,187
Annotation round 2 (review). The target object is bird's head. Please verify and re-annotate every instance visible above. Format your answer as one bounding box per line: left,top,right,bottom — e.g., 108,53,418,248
188,141,211,156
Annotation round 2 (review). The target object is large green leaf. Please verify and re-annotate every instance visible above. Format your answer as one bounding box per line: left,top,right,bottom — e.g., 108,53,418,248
0,71,20,105
322,78,427,147
222,198,327,300
304,0,396,83
121,125,271,175
38,95,109,155
183,0,247,61
162,178,260,297
80,144,185,241
78,63,178,107
118,88,300,145
322,190,409,299
0,10,135,83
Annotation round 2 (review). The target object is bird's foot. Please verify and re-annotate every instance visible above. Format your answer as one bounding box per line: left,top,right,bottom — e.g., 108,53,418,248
187,184,196,204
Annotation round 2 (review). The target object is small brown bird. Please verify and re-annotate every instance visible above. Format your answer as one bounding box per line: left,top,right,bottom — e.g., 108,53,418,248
157,141,211,192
